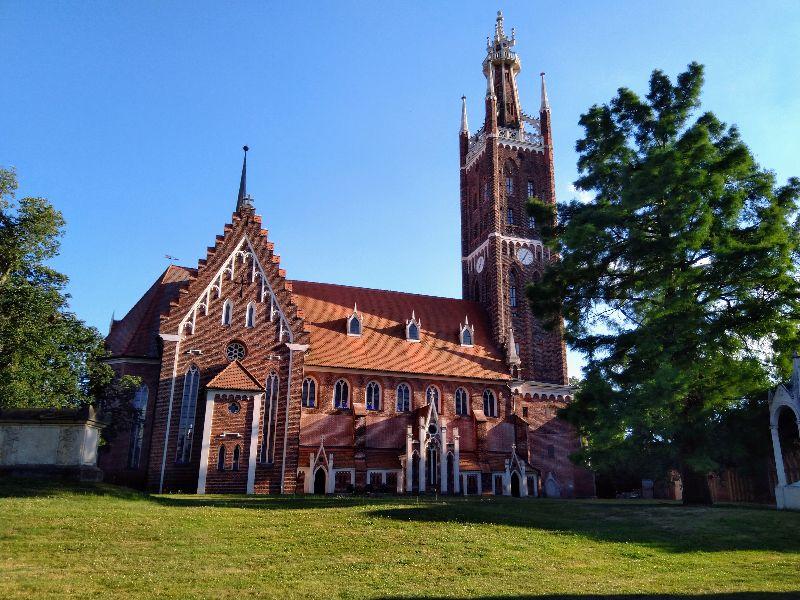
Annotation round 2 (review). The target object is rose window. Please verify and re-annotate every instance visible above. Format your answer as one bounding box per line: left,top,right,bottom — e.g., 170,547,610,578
225,342,246,362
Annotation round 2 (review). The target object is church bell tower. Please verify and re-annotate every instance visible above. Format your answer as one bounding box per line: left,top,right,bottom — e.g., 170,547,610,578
459,11,567,385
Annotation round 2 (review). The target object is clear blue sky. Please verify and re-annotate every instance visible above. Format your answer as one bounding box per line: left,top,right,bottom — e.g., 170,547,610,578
2,1,799,377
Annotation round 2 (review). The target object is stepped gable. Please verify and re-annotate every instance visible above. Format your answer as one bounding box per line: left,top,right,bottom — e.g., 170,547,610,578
158,209,308,344
290,280,510,380
207,360,263,391
106,265,196,357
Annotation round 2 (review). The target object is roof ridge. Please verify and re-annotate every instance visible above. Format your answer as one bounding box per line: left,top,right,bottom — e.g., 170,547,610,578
289,279,482,304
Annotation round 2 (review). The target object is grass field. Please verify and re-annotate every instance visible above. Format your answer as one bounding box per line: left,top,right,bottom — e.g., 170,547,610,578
1,479,799,599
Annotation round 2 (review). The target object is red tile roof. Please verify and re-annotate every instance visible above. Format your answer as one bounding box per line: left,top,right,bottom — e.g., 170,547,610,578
289,281,510,381
106,265,195,358
207,361,264,391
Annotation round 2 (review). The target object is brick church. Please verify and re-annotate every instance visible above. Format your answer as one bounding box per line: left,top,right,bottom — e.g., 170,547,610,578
101,13,594,498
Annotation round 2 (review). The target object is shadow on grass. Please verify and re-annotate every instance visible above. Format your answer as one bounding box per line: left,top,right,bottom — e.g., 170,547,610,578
364,498,800,554
0,477,145,501
377,596,800,600
3,479,800,555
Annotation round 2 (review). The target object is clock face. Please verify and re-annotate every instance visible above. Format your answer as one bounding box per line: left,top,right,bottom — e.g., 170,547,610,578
517,247,534,265
475,255,485,273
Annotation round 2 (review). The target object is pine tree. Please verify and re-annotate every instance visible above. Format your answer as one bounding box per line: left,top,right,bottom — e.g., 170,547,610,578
528,63,800,504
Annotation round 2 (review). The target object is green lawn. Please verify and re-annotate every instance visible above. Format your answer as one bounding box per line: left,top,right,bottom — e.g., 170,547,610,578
1,479,799,599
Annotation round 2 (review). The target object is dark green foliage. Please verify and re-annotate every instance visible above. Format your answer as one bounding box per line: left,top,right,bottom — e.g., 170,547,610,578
0,168,138,416
527,63,800,504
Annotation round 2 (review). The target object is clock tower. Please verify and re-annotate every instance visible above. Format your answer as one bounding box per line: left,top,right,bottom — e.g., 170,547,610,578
459,11,567,385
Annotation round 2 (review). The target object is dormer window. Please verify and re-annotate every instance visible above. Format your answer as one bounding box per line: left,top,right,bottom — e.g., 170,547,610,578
406,311,421,342
347,303,362,337
459,316,475,347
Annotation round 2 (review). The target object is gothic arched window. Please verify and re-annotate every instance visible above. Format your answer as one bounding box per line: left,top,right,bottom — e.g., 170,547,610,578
347,305,362,336
232,445,241,471
222,299,233,326
246,302,256,328
261,372,279,463
366,381,381,411
176,365,200,463
509,272,518,308
426,386,440,412
396,383,411,412
128,385,148,469
455,388,469,416
483,389,497,418
217,445,226,471
302,377,316,408
334,379,349,410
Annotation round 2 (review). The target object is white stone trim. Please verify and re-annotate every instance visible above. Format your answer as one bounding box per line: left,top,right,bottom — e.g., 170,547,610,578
177,234,293,344
247,393,263,494
196,390,216,494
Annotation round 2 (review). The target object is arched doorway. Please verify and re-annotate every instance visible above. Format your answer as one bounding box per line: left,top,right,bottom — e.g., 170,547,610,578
314,468,327,495
426,448,439,491
510,472,521,497
545,473,561,498
777,407,800,485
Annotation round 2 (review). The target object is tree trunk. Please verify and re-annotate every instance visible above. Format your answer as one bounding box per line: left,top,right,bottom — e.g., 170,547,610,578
681,467,713,505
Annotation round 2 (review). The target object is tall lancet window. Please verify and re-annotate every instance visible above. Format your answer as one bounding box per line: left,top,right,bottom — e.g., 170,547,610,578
334,379,350,410
245,302,256,328
366,381,381,411
176,365,200,463
222,299,233,326
128,385,148,469
483,389,497,418
217,445,226,471
426,386,440,412
261,372,279,463
509,272,518,308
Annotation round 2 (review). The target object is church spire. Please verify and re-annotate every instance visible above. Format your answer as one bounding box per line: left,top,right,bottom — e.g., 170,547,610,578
540,72,550,113
236,145,250,212
460,96,469,134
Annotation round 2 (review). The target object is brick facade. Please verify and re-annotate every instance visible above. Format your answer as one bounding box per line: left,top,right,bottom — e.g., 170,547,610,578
101,13,593,498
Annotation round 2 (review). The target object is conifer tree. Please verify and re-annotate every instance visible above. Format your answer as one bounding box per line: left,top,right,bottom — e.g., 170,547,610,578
527,63,800,504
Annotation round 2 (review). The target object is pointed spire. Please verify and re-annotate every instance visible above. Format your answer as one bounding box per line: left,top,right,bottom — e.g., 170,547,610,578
236,145,250,212
460,96,469,134
540,72,550,113
495,10,505,41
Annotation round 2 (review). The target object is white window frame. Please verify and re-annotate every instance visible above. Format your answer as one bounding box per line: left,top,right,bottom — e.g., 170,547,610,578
333,379,350,410
128,384,148,469
459,320,474,347
176,365,200,463
455,387,469,416
245,301,256,328
301,377,317,408
222,299,233,326
425,385,440,411
406,312,421,342
365,381,381,411
347,305,362,337
261,371,279,463
396,383,411,412
483,389,497,418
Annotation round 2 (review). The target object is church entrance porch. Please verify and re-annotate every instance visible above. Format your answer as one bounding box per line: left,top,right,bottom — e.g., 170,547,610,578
511,471,521,497
313,468,326,495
